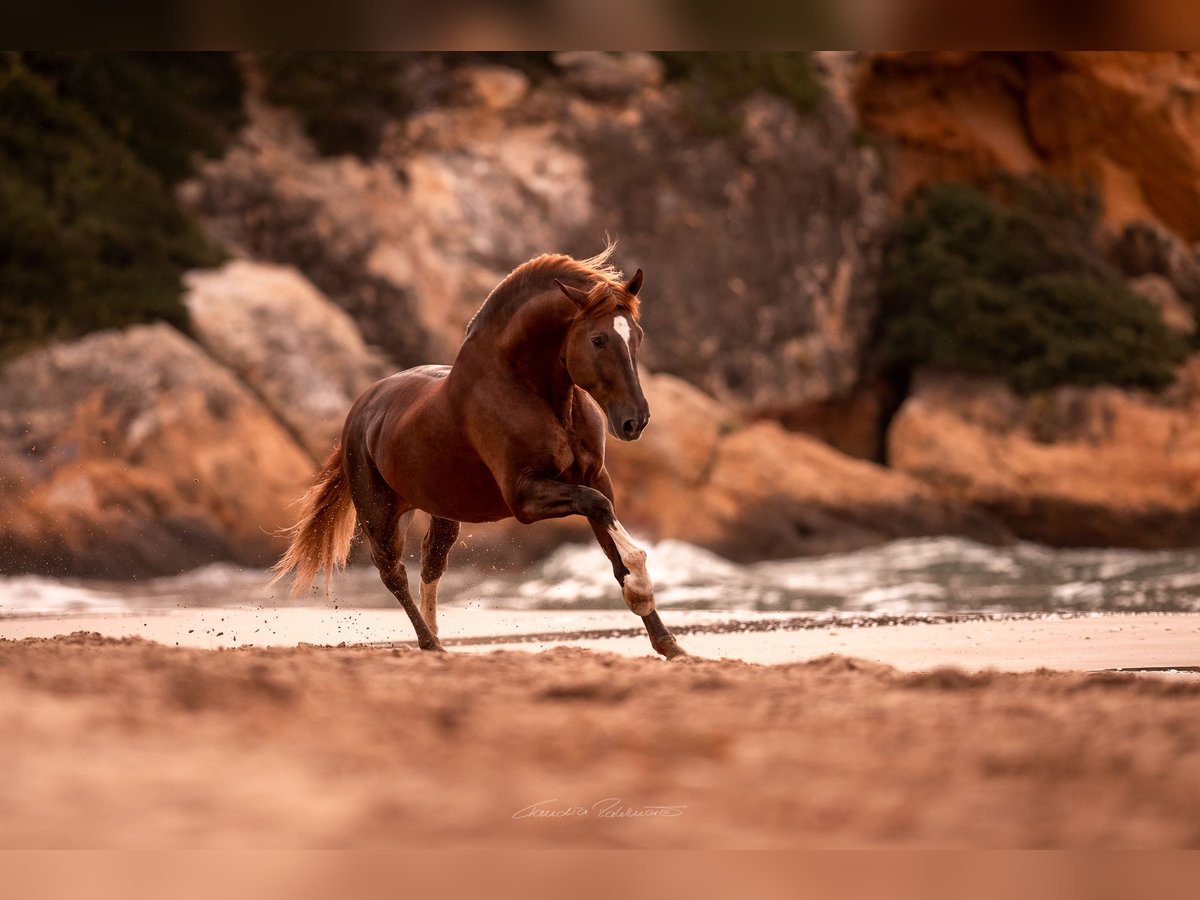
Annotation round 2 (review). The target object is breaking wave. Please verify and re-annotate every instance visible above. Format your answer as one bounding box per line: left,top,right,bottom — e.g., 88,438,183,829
5,537,1200,617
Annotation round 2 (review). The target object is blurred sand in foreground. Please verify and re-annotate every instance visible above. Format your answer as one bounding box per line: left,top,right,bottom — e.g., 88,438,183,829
2,618,1199,848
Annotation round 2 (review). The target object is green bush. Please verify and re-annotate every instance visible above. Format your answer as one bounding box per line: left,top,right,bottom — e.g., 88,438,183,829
657,52,825,136
20,52,244,185
0,55,226,360
259,53,413,159
875,179,1188,393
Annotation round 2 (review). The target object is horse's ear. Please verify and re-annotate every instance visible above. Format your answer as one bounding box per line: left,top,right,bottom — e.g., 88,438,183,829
555,279,590,309
626,268,643,296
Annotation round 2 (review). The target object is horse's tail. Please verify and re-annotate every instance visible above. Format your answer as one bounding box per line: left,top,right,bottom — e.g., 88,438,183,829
269,445,357,600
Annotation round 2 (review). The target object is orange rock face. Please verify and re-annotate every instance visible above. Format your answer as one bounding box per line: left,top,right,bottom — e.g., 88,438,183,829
601,374,1008,561
856,52,1200,240
0,325,316,577
888,362,1200,547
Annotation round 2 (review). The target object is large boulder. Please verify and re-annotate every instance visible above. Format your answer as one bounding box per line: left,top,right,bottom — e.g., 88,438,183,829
184,55,888,418
603,374,1008,560
1127,273,1196,335
0,325,315,577
184,260,394,460
183,80,597,369
888,364,1200,547
1111,219,1200,313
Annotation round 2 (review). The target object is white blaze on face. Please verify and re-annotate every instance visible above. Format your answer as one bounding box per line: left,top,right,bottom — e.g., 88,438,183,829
612,315,633,362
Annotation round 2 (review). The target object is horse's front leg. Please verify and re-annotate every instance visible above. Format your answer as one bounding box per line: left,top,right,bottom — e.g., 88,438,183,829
590,521,687,659
585,472,687,660
510,472,686,658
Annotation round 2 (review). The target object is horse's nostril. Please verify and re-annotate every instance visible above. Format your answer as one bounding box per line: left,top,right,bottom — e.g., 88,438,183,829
622,418,637,437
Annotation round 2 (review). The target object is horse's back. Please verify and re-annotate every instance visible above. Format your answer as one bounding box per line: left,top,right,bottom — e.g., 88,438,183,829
345,363,512,522
345,365,446,436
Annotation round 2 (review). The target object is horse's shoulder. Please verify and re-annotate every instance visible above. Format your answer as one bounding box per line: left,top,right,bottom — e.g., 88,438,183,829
568,388,608,465
384,364,451,385
572,387,606,430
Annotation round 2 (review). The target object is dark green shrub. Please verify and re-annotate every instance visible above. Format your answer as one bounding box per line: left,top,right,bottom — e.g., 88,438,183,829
657,52,825,136
0,56,224,360
259,53,413,159
20,52,244,185
876,179,1188,393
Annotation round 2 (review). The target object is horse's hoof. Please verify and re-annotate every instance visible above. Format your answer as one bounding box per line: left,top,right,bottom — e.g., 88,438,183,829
655,639,688,660
420,639,447,653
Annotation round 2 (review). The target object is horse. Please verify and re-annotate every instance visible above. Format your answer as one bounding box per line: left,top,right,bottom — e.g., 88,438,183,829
270,247,687,659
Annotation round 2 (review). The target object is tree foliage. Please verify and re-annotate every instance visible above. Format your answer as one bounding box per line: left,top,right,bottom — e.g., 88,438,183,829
259,53,413,159
875,179,1188,393
0,54,239,360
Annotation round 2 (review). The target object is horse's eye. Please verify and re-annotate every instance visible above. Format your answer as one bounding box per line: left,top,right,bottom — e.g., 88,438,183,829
591,335,605,349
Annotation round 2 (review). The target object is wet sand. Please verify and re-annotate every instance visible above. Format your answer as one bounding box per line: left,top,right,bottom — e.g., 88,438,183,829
2,619,1200,847
2,608,1198,672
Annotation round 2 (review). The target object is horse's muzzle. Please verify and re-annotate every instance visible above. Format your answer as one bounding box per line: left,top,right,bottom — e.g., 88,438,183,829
611,407,650,442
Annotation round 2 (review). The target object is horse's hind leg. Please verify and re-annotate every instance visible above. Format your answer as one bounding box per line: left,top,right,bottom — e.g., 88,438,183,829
418,516,460,637
347,460,444,652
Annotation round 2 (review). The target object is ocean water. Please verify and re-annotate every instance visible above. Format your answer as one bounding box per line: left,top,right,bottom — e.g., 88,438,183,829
4,536,1200,617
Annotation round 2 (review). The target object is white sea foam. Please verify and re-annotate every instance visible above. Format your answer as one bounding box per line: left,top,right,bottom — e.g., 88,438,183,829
0,576,127,615
4,536,1200,616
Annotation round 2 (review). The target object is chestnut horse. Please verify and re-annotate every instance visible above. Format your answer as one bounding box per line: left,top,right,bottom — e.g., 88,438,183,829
270,248,686,659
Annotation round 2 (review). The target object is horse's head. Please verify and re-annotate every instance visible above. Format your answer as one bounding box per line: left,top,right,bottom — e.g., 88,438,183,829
556,269,649,442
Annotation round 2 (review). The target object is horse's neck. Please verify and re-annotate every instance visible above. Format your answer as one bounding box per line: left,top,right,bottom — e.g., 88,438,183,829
491,291,577,417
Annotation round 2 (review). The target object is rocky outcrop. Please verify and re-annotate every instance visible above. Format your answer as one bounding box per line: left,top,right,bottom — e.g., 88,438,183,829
856,52,1200,242
184,261,394,460
184,53,889,419
1128,274,1195,335
183,74,598,369
0,325,315,577
552,51,665,100
888,363,1200,548
603,374,1008,560
571,91,888,417
1111,219,1200,313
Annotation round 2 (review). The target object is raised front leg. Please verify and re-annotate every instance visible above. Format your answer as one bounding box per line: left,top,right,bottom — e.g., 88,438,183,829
509,474,638,603
587,473,687,659
508,469,686,658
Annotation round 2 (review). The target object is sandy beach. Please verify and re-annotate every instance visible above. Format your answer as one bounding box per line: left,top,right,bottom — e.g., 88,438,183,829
2,611,1199,847
3,607,1198,671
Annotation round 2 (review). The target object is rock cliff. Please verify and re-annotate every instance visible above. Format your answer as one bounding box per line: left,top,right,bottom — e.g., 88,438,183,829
185,54,888,420
856,52,1200,242
184,260,393,460
889,362,1200,548
7,52,1200,577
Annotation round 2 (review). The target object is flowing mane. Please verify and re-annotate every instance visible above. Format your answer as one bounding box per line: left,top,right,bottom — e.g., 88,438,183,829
464,245,640,339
